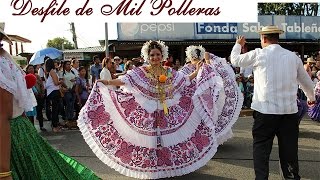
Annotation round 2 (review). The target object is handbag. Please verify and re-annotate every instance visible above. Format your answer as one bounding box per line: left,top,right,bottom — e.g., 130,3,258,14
59,86,68,97
79,84,84,95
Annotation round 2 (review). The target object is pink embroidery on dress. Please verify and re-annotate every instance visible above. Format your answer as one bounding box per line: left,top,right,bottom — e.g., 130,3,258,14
120,97,138,116
111,90,193,135
156,147,173,166
212,61,239,134
201,90,214,110
181,62,240,136
191,131,210,152
115,142,134,164
87,105,110,129
178,96,192,110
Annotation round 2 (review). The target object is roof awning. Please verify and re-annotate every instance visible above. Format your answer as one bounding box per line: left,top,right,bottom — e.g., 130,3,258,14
7,35,32,43
63,44,114,53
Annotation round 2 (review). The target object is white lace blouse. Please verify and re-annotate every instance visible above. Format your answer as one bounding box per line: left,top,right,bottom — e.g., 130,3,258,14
0,50,33,118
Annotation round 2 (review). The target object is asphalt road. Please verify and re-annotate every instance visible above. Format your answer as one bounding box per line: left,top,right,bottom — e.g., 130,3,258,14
37,116,320,180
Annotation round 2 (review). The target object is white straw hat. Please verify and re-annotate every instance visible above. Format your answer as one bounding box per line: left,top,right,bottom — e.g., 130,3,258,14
0,23,13,45
305,57,316,63
257,25,284,35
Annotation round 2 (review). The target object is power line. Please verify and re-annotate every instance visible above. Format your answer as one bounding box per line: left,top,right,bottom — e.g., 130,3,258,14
77,35,93,47
77,30,99,47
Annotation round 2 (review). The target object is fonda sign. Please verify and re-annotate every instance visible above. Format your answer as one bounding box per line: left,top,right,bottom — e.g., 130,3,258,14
63,52,84,61
118,15,320,40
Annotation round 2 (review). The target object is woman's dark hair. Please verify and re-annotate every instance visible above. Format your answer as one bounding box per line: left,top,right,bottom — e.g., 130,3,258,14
262,33,279,42
62,60,71,76
78,66,88,80
93,55,99,61
54,61,60,66
195,49,201,59
25,64,35,74
101,57,111,68
45,57,55,78
148,41,162,55
78,66,86,72
62,60,71,67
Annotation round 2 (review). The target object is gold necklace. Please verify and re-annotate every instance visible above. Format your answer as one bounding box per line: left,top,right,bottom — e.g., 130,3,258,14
146,65,173,115
148,65,165,78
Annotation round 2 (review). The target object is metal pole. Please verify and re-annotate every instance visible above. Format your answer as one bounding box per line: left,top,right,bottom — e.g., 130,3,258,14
105,23,109,57
70,22,78,49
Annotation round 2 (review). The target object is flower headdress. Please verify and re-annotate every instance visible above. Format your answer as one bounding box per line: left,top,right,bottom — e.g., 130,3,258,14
185,45,205,61
141,40,169,62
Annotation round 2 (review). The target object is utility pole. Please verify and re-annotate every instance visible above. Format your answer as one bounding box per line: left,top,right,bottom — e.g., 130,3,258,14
70,22,78,49
105,23,109,57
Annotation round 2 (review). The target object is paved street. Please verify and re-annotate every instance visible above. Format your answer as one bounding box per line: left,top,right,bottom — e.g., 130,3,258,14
36,116,320,180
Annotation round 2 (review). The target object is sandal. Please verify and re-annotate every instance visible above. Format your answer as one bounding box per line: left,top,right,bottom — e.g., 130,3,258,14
52,127,61,132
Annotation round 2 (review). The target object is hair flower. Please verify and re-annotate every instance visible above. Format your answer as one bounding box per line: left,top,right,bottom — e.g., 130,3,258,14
185,45,206,60
141,40,169,63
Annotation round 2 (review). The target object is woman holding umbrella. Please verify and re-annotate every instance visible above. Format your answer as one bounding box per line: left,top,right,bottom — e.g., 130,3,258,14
0,23,100,180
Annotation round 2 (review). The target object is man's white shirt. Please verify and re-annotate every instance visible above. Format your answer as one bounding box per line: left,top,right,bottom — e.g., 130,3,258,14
231,43,315,114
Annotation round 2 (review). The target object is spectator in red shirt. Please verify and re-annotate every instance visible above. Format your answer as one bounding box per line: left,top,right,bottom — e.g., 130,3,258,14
164,54,173,67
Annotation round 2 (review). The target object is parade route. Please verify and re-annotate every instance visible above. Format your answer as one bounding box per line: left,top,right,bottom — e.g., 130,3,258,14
38,116,320,180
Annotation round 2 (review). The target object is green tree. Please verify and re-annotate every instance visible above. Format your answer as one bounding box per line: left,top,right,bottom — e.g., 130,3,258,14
47,37,75,50
258,3,319,16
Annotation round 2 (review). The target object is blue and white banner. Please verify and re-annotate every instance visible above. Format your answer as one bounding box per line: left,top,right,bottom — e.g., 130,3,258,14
118,15,320,40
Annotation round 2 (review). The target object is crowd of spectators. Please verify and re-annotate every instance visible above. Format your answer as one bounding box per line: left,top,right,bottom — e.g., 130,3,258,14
24,50,319,131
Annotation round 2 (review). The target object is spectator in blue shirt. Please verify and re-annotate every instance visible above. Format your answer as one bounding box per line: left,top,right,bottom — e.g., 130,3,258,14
90,55,102,86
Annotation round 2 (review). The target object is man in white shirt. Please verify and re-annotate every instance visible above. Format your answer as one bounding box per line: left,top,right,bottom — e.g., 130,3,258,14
231,25,315,180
